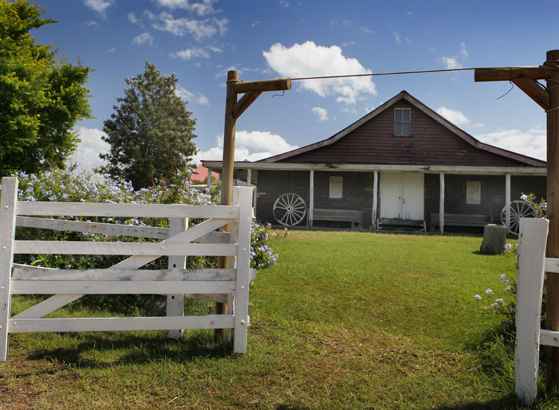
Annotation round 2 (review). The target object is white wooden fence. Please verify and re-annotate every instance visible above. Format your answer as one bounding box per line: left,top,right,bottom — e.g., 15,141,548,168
516,217,555,404
0,177,255,361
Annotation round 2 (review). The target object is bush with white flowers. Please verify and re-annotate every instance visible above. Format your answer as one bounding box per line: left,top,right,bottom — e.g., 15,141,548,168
14,168,278,314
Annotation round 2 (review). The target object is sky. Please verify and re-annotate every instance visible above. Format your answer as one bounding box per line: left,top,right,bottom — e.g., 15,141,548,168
31,0,559,172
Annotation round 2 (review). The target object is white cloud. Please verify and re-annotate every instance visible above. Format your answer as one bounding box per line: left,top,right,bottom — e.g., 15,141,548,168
154,0,218,16
393,32,402,45
132,32,154,46
441,42,468,69
441,56,463,69
176,84,209,105
195,131,298,163
436,106,470,126
69,127,110,173
312,106,328,121
460,41,468,58
128,12,141,25
171,46,221,60
146,11,228,41
84,0,113,14
279,0,289,7
263,41,376,105
478,128,546,160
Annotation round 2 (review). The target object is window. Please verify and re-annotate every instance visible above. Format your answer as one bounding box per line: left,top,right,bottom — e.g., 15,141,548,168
329,176,343,199
466,181,481,205
394,107,412,137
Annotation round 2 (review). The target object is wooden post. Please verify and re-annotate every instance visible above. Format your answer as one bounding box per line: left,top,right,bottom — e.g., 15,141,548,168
0,177,18,361
545,50,559,383
505,173,511,228
216,70,291,342
372,171,379,230
475,49,559,388
216,70,239,339
246,169,252,185
166,217,188,339
439,173,445,234
253,170,259,218
308,170,314,228
516,218,549,404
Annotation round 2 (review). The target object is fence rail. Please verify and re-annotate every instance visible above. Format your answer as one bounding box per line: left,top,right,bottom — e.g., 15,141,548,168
0,177,255,361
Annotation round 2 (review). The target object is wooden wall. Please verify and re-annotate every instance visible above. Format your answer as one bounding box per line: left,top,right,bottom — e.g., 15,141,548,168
280,101,531,168
253,170,546,230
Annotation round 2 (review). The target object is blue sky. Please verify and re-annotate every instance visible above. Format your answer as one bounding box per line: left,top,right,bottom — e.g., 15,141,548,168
33,0,559,171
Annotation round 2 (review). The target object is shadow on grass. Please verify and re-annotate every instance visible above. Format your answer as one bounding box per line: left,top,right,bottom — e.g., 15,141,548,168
26,332,232,369
435,394,523,409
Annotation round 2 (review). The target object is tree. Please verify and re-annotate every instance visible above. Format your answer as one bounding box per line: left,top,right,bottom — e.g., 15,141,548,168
100,63,197,189
0,0,90,176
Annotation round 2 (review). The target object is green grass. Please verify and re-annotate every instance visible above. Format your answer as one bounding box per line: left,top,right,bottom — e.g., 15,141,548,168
0,230,555,409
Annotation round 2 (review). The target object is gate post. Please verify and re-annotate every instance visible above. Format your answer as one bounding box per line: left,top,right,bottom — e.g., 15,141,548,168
233,186,254,353
166,217,188,339
516,217,549,404
0,177,18,361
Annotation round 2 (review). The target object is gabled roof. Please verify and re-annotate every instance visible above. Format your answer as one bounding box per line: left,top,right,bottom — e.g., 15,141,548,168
260,90,545,167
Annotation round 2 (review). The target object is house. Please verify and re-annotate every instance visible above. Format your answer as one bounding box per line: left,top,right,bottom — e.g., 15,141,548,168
191,165,218,184
202,91,546,232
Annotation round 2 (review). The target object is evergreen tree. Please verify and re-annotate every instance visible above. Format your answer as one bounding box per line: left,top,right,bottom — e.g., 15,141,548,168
0,0,90,176
100,63,197,189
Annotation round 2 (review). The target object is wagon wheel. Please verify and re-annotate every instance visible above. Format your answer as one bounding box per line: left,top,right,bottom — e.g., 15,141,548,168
500,200,536,236
273,193,307,227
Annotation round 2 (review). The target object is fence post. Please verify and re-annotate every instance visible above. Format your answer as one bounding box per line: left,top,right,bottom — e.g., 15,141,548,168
233,186,253,353
0,177,18,361
166,217,188,339
516,217,549,405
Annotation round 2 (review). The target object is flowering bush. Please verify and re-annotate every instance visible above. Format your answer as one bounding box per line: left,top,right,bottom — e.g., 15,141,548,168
250,224,278,269
520,192,547,217
13,168,278,313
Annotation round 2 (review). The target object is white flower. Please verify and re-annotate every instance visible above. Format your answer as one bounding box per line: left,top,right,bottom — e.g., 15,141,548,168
499,273,510,284
474,294,482,301
520,193,528,201
485,288,494,295
495,298,505,305
505,285,513,292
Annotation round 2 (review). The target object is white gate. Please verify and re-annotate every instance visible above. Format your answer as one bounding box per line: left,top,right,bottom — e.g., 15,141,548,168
515,217,559,405
0,177,255,361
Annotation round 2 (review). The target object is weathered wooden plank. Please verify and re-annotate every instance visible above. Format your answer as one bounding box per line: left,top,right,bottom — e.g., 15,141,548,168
232,78,291,94
11,280,235,295
16,216,169,239
16,201,239,219
474,67,550,82
0,177,18,361
515,218,549,405
12,265,236,281
12,218,233,319
9,315,234,333
512,78,550,110
234,186,253,353
13,241,237,256
541,329,559,347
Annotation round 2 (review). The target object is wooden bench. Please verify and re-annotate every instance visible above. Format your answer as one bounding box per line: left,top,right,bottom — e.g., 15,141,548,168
313,208,364,229
430,213,490,229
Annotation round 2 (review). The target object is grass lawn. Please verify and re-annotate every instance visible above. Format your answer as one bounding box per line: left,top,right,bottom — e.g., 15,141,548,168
0,230,553,409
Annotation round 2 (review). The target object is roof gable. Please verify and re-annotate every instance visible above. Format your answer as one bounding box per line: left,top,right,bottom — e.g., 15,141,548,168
261,91,545,167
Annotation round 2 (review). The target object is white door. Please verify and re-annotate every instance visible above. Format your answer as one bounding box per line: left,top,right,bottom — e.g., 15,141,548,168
380,172,424,220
